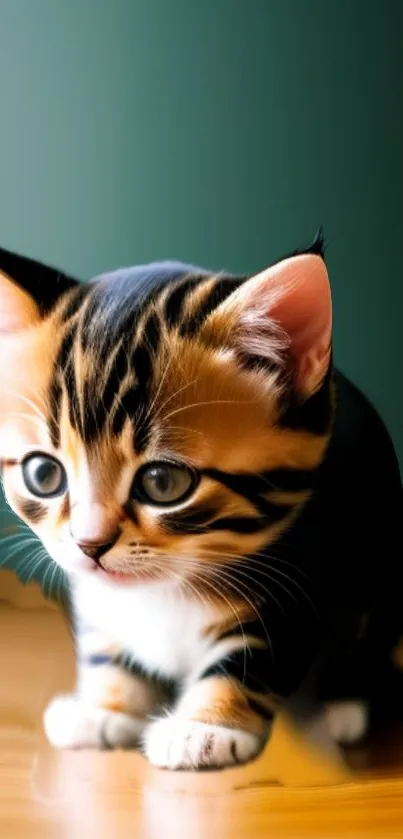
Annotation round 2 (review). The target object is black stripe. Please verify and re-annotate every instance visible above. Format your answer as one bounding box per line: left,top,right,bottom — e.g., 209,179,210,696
235,350,279,375
131,341,152,388
111,385,141,437
54,321,83,435
18,498,47,524
163,506,278,535
64,356,82,437
164,275,206,327
162,505,286,536
113,652,179,697
134,416,152,454
164,507,289,536
204,466,315,497
98,339,130,426
142,309,161,355
218,619,265,642
161,504,217,535
124,503,139,526
203,467,309,524
56,322,78,371
202,645,272,693
81,338,132,443
206,515,274,534
48,377,62,448
247,697,275,722
180,276,245,337
60,284,89,323
110,333,155,445
130,342,153,452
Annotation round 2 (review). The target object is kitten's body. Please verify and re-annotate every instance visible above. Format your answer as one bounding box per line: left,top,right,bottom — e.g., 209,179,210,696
0,242,401,769
68,369,402,747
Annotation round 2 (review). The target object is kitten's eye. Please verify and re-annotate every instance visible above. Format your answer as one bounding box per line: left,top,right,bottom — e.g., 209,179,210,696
22,454,67,498
134,462,198,506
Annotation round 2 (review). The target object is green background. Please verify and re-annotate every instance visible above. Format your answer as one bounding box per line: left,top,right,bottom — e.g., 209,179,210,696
0,1,402,584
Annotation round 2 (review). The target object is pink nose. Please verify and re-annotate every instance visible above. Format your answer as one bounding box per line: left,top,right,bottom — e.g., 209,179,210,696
76,534,120,562
70,501,120,562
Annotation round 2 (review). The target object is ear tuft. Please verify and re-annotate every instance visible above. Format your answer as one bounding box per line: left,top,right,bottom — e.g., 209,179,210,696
290,226,326,261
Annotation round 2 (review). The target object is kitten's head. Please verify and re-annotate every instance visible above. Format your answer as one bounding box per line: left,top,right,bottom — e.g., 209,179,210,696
0,239,332,591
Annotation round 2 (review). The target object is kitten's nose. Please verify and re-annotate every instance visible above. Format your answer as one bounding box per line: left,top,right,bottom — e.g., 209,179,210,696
76,532,120,561
70,501,121,563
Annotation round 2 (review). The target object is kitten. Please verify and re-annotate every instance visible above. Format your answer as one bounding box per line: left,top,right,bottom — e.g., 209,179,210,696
0,237,401,770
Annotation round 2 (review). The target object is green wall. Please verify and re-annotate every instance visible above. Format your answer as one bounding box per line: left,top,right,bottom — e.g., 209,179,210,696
0,1,402,582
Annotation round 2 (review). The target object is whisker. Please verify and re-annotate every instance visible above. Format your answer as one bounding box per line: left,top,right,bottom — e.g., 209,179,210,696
151,377,199,423
1,390,48,422
0,540,38,568
141,353,175,424
175,558,274,663
197,547,317,618
161,398,251,424
178,551,288,618
22,550,49,584
0,411,48,432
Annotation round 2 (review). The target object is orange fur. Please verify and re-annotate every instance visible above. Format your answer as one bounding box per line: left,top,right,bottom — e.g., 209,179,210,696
175,676,268,736
0,259,332,603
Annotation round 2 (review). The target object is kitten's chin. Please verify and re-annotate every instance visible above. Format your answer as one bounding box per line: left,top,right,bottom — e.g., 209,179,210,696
95,565,163,587
98,569,140,586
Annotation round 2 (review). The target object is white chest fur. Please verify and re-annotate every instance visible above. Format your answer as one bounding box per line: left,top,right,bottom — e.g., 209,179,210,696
72,576,220,681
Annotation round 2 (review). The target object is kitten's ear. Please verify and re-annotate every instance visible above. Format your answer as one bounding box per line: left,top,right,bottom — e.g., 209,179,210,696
219,252,332,397
0,246,79,333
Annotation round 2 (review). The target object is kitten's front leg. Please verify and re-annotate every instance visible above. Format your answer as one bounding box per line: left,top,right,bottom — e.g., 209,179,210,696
44,658,159,750
145,675,276,770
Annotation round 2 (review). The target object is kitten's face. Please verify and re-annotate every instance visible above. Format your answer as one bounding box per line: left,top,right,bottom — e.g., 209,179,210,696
0,249,332,591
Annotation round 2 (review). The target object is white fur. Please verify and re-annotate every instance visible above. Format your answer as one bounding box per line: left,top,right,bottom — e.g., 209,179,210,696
144,718,262,769
72,576,230,682
44,695,144,749
325,700,369,745
44,576,252,756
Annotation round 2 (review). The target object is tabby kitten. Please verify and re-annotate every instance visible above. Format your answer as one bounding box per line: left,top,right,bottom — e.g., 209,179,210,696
0,238,401,769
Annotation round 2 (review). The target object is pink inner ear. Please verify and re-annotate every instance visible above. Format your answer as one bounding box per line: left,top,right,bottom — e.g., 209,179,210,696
248,254,332,395
0,272,40,332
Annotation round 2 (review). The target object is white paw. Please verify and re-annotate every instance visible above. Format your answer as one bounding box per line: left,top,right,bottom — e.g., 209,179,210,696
44,695,145,750
325,700,369,745
144,717,262,770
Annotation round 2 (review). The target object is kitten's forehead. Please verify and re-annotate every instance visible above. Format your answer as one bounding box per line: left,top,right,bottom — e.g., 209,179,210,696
65,438,132,508
60,411,130,485
48,266,245,453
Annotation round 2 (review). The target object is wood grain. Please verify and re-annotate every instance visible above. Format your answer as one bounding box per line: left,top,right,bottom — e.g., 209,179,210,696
2,594,403,838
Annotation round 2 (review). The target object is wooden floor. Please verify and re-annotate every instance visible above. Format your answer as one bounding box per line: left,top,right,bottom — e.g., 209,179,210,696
2,596,403,838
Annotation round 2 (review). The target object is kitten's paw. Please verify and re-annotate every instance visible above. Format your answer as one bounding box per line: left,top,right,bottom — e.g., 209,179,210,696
144,717,262,770
325,700,369,745
44,695,145,750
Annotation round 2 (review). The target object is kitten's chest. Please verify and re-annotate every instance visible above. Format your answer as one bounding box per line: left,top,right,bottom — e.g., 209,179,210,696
72,578,218,680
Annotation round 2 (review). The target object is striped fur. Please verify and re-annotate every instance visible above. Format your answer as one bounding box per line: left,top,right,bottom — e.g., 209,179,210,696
0,240,344,768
